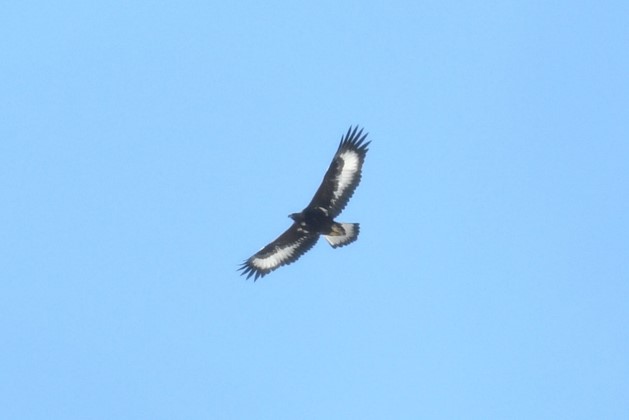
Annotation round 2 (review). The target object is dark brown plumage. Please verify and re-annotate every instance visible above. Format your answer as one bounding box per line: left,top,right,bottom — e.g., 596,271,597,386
239,126,370,280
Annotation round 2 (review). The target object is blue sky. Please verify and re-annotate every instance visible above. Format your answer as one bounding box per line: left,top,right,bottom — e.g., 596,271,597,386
2,1,628,419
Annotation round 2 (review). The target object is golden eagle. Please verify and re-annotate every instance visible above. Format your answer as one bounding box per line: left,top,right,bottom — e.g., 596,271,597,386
239,126,371,280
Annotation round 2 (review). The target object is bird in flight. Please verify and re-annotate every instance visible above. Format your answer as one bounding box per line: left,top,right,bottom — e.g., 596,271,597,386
239,126,371,280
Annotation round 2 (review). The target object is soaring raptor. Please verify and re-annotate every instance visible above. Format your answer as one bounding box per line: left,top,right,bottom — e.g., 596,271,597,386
239,126,371,280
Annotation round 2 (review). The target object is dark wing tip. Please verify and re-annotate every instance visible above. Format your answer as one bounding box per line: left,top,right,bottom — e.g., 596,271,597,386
238,261,266,281
338,125,371,153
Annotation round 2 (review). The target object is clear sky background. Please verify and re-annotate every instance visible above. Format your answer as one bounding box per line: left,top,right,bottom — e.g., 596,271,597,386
2,1,628,419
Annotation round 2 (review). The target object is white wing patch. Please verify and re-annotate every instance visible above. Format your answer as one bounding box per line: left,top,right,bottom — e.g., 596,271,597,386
251,240,305,270
333,150,361,203
324,223,359,248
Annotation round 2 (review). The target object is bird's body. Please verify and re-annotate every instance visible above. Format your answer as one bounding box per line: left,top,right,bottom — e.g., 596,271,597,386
290,208,359,246
239,126,370,280
291,208,333,234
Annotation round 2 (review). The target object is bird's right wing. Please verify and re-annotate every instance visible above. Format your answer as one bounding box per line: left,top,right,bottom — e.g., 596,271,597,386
239,223,319,280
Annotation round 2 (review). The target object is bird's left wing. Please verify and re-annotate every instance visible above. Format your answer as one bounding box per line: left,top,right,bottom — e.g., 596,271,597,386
306,126,370,218
239,223,319,281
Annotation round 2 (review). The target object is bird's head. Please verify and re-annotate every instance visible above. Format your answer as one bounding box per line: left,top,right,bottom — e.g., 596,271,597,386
288,212,303,222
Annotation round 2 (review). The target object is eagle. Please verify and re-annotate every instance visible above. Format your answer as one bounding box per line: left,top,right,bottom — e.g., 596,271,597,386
239,126,371,280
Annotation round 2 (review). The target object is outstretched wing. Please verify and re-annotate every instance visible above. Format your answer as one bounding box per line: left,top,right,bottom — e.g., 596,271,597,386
239,223,319,281
307,126,370,219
